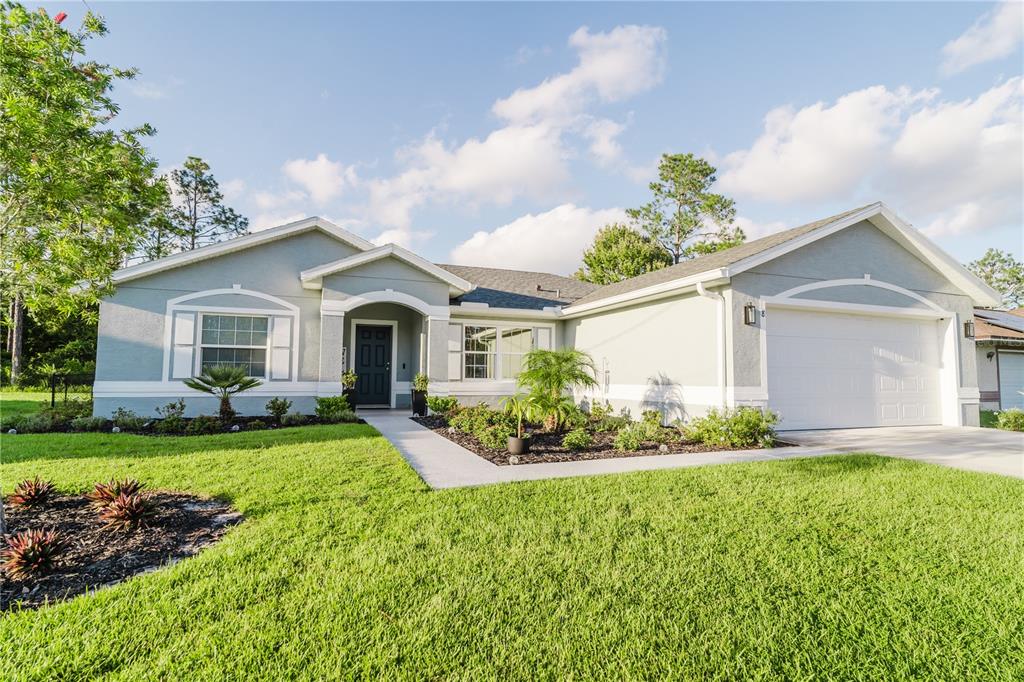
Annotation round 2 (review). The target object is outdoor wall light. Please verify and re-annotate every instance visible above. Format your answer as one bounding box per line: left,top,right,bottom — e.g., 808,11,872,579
963,320,975,339
743,302,758,326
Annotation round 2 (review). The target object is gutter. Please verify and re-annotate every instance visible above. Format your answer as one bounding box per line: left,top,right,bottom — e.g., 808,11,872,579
695,280,728,409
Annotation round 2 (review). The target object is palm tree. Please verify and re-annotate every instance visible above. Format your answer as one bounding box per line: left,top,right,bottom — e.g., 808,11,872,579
183,365,262,421
517,349,597,430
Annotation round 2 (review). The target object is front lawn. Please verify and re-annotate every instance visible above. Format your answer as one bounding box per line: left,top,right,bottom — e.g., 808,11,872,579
0,390,89,419
1,427,1022,679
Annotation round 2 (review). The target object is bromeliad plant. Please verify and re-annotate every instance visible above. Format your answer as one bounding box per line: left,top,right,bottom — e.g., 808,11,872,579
9,477,56,507
183,365,262,421
100,493,157,531
2,529,67,580
85,478,146,509
516,349,597,431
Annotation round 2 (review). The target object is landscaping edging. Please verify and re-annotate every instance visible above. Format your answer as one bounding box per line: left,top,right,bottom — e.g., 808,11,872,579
2,492,242,611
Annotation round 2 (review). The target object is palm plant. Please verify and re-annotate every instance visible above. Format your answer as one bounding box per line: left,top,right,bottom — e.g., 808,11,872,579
501,394,531,439
183,365,262,421
517,349,597,431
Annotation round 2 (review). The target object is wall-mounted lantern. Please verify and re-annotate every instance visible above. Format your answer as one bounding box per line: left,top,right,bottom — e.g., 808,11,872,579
963,319,975,339
743,302,758,326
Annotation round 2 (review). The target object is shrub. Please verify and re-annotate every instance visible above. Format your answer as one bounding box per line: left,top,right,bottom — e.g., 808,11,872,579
247,420,268,430
10,412,61,433
2,529,66,579
10,477,56,507
517,349,598,430
182,365,262,421
266,397,293,421
99,493,157,531
40,398,93,422
316,396,355,423
154,415,185,435
684,407,778,448
412,372,429,392
85,478,146,509
186,415,222,435
340,369,358,389
451,403,515,446
614,423,647,451
996,408,1024,432
562,428,593,451
641,410,663,428
426,395,460,417
478,424,512,449
281,412,307,427
112,408,146,431
153,400,187,434
70,415,109,432
593,414,630,433
588,400,615,421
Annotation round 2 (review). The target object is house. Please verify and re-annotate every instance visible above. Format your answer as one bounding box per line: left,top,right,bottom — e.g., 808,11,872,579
92,202,1001,430
974,308,1024,411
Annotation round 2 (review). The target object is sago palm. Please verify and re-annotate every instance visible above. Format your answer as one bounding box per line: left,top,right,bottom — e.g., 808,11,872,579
183,365,262,421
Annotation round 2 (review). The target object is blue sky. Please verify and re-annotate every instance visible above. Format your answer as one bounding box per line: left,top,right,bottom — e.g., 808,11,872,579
47,1,1024,274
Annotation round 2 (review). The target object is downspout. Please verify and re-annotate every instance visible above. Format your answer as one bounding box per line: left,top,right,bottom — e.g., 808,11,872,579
696,281,727,409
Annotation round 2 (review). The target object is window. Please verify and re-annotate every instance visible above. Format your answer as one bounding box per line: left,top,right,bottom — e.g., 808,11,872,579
200,314,268,377
500,327,533,379
464,325,497,379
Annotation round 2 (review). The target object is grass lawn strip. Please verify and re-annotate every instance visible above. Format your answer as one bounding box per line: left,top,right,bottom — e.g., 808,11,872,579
0,424,1022,679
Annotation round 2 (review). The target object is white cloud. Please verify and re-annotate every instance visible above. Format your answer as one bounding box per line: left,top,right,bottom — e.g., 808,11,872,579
718,86,930,202
252,189,306,211
941,1,1024,75
448,204,626,275
221,178,246,202
130,82,169,100
371,227,435,249
493,25,667,126
583,118,627,166
734,215,788,241
281,153,357,204
250,211,308,231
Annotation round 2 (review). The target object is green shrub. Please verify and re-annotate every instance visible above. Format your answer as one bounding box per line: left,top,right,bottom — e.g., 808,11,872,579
112,408,146,431
247,420,268,430
281,412,307,427
996,408,1024,432
478,424,512,449
40,398,93,422
562,428,593,451
588,400,614,421
613,423,647,451
316,396,354,423
69,415,107,432
451,403,515,445
11,412,61,433
684,407,778,448
413,372,429,392
426,395,460,417
594,414,630,433
185,415,222,435
154,416,185,435
155,399,186,419
265,397,292,421
641,410,663,428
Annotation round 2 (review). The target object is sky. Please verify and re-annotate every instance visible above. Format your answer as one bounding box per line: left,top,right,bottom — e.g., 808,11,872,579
41,1,1024,275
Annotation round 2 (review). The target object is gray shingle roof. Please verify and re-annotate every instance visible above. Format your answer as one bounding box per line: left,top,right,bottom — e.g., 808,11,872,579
568,204,876,307
438,264,599,310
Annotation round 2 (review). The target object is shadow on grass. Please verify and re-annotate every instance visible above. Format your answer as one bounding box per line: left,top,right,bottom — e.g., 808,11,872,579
1,423,385,464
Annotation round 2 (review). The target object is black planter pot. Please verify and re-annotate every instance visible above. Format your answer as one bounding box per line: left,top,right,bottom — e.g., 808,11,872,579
342,388,357,408
507,435,529,456
411,390,427,416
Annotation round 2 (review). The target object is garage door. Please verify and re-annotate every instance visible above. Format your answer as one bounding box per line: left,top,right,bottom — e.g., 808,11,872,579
766,307,943,430
997,351,1024,410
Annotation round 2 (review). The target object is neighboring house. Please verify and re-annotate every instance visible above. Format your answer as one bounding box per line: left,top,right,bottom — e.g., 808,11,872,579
974,308,1024,411
92,202,1000,430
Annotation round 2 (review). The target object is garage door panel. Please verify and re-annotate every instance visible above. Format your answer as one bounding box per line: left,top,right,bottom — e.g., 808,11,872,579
767,308,942,430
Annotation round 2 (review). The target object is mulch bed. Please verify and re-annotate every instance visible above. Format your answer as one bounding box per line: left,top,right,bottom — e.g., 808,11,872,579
2,492,242,611
412,415,789,466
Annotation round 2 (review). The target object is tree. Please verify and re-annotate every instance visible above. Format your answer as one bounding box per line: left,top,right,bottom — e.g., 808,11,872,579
165,156,248,251
575,223,672,285
132,178,183,263
967,248,1023,309
1,3,162,383
626,153,744,264
183,365,262,421
517,349,597,431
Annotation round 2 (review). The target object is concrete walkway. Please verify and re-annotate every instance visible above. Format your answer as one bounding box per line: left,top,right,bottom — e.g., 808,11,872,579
358,409,845,489
783,426,1024,479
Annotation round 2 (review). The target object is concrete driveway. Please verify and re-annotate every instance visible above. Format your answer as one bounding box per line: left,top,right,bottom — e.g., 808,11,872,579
782,426,1024,479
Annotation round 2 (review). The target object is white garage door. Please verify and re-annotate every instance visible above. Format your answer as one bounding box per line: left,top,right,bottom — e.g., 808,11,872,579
997,351,1024,410
766,307,943,430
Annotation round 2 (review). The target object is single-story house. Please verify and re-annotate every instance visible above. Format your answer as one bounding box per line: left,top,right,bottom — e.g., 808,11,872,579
92,201,1001,430
974,308,1024,411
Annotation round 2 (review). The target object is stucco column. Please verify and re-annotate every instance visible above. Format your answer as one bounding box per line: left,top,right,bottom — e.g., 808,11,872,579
319,310,345,392
426,315,450,394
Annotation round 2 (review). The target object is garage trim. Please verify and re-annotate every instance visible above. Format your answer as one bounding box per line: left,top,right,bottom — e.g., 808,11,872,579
755,277,964,427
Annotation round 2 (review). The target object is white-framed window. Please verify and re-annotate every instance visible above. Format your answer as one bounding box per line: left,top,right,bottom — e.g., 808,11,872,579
199,313,269,378
448,321,552,381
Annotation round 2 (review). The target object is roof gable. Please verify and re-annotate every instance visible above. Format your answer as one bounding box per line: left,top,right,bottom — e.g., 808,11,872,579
111,217,374,285
301,244,473,295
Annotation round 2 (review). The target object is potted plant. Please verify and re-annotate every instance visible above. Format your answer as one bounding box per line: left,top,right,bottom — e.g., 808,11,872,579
340,369,358,408
411,373,429,416
502,394,531,455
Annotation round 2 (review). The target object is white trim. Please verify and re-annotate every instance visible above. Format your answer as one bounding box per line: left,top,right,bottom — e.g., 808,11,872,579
166,287,300,312
450,305,561,320
349,319,399,408
321,290,450,319
762,296,949,320
562,271,730,318
109,217,374,286
445,379,519,396
772,276,946,313
300,243,474,295
695,281,727,408
95,380,338,398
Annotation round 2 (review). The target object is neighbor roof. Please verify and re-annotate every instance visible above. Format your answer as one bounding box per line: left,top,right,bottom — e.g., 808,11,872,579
439,264,598,310
975,308,1024,340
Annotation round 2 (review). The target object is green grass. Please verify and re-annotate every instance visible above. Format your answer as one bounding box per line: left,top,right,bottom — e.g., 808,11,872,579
1,427,1022,680
0,391,90,419
981,410,998,428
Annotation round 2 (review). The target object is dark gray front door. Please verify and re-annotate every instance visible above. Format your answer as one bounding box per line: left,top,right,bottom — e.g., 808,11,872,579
354,325,392,406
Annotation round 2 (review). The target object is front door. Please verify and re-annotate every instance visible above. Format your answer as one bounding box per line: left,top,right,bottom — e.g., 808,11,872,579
354,325,392,406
